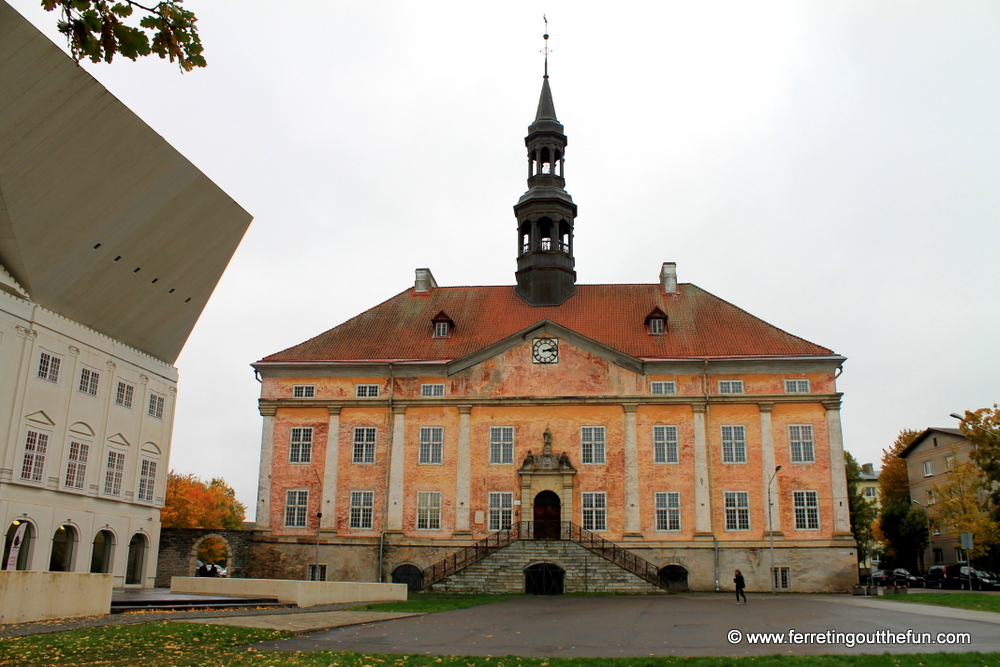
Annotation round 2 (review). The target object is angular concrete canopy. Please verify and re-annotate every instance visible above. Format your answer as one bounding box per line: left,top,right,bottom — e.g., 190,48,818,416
0,2,252,363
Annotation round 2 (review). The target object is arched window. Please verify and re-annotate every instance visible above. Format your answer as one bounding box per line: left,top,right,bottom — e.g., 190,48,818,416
3,520,33,570
125,533,148,585
90,530,114,574
49,524,77,572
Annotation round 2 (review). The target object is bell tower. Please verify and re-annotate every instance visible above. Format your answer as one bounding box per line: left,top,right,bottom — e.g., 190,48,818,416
514,29,578,306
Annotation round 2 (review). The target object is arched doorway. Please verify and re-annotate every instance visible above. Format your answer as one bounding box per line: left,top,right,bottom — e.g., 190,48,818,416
193,535,231,576
525,562,564,595
3,520,33,570
90,530,114,573
391,564,424,592
533,490,561,539
49,524,76,572
658,564,689,592
125,533,147,585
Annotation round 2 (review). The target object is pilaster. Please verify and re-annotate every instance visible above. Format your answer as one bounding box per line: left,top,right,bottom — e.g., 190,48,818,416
387,406,406,531
692,403,712,534
255,406,277,532
455,405,473,534
320,407,341,531
824,399,853,537
758,402,781,534
622,404,641,538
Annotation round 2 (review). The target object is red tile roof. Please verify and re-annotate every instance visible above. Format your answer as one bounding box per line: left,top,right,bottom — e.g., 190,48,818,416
258,284,835,363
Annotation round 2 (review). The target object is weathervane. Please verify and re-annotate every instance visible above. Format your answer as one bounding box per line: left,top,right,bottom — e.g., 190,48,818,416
541,15,552,78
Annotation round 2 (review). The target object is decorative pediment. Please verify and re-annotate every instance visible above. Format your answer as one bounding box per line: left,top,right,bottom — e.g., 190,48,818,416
24,411,55,426
107,433,132,447
140,442,161,455
68,421,95,437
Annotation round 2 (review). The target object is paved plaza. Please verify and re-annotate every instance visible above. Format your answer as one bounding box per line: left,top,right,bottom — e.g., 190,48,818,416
251,594,1000,658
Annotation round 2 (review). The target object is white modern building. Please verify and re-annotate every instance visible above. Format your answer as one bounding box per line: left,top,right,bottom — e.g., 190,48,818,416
0,2,251,586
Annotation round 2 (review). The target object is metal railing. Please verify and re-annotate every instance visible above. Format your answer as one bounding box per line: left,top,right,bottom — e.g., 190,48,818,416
421,521,664,590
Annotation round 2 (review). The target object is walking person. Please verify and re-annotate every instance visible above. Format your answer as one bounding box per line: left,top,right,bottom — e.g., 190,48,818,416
734,569,747,604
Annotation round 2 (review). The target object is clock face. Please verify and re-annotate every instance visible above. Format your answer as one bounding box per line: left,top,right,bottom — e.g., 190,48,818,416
532,337,559,364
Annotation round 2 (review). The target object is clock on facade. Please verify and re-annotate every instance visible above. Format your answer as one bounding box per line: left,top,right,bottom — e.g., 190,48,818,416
532,337,559,364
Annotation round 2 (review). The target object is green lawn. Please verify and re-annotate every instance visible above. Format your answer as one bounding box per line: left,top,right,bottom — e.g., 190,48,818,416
1,623,999,667
346,594,522,613
894,592,1000,614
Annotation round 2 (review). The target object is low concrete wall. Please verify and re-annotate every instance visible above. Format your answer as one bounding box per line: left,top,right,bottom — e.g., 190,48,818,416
170,577,407,607
0,571,113,624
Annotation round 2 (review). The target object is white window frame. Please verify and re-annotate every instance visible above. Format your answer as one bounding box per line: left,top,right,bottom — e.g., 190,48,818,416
293,385,315,398
65,440,89,489
655,492,681,531
784,379,810,394
416,491,442,530
21,429,49,482
771,566,790,590
721,425,747,464
718,380,744,395
581,426,606,464
137,458,157,502
148,392,165,420
356,384,380,398
418,426,444,465
863,486,877,498
653,425,679,464
489,426,514,465
115,380,135,409
349,490,374,529
78,367,100,396
944,455,955,471
352,427,377,464
488,492,513,531
926,489,936,505
37,350,61,383
433,321,449,337
724,491,750,531
649,318,664,334
420,383,445,398
788,424,815,463
289,427,313,464
103,449,125,496
285,489,309,528
793,490,819,530
581,491,607,531
923,460,932,477
650,381,676,396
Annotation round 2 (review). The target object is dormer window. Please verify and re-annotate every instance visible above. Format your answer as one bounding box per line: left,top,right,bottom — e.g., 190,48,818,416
431,311,455,338
644,307,668,335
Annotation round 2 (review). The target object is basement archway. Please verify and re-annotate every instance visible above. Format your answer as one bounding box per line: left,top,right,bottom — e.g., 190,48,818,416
658,564,689,592
524,562,564,595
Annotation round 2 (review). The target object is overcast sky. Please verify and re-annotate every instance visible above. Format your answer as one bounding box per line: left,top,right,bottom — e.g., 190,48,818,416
10,1,1000,519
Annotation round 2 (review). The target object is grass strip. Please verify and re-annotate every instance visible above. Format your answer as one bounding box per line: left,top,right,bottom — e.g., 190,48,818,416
1,622,999,667
346,594,522,613
892,593,1000,614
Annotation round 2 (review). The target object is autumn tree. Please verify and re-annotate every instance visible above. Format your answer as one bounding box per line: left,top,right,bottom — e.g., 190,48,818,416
161,471,245,530
41,0,205,71
878,429,919,506
872,429,923,569
845,451,877,563
956,406,1000,518
929,459,999,562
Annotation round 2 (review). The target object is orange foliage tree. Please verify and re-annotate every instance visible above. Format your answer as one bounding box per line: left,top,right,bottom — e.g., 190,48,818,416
161,471,245,530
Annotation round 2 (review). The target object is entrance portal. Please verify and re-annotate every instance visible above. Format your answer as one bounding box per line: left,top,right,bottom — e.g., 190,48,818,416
391,564,424,592
533,491,561,539
524,562,564,595
658,564,689,591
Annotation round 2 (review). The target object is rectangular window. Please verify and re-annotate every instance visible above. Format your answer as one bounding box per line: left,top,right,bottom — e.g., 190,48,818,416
650,318,664,334
308,564,327,581
944,455,955,470
581,492,607,531
289,427,313,463
724,491,750,530
115,381,134,408
490,426,514,464
285,490,308,527
655,492,681,531
419,426,444,464
104,450,125,496
356,384,380,398
784,379,810,394
581,426,606,464
148,392,165,419
417,491,442,530
721,425,747,464
37,351,61,382
78,367,100,396
65,440,89,489
434,321,449,337
421,383,445,397
650,381,676,396
771,566,790,590
293,385,315,398
488,492,513,531
923,461,932,476
137,459,157,502
653,425,679,464
793,490,820,530
864,486,877,498
718,380,744,395
352,427,377,464
926,489,936,505
350,490,374,529
20,430,49,482
788,424,815,463
933,548,944,564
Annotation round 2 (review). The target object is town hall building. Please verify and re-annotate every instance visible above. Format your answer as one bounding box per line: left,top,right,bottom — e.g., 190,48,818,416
251,63,857,593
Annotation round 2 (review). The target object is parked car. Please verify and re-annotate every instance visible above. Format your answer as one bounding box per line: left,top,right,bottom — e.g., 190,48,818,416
973,570,998,591
869,570,893,586
925,565,994,590
892,568,923,587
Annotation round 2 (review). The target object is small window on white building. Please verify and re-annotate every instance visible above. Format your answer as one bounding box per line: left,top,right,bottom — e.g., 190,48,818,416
864,486,877,498
148,392,165,419
21,429,49,482
655,492,680,531
356,384,380,398
488,492,513,531
793,490,819,530
653,425,679,464
65,440,89,489
784,379,810,394
650,381,676,396
37,351,61,383
353,427,377,464
417,491,442,530
350,490,374,529
923,461,932,477
490,427,514,465
137,459,157,502
724,491,750,530
285,490,309,527
289,427,313,463
718,380,744,395
419,427,444,464
104,450,125,496
115,381,134,408
581,492,607,531
293,385,315,398
421,383,445,397
78,367,100,396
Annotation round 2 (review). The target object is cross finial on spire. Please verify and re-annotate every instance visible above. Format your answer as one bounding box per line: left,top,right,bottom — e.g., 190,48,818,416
541,15,551,78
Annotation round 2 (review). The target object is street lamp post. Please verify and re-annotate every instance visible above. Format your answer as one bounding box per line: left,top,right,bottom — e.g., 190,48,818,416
950,413,1000,437
768,465,782,594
